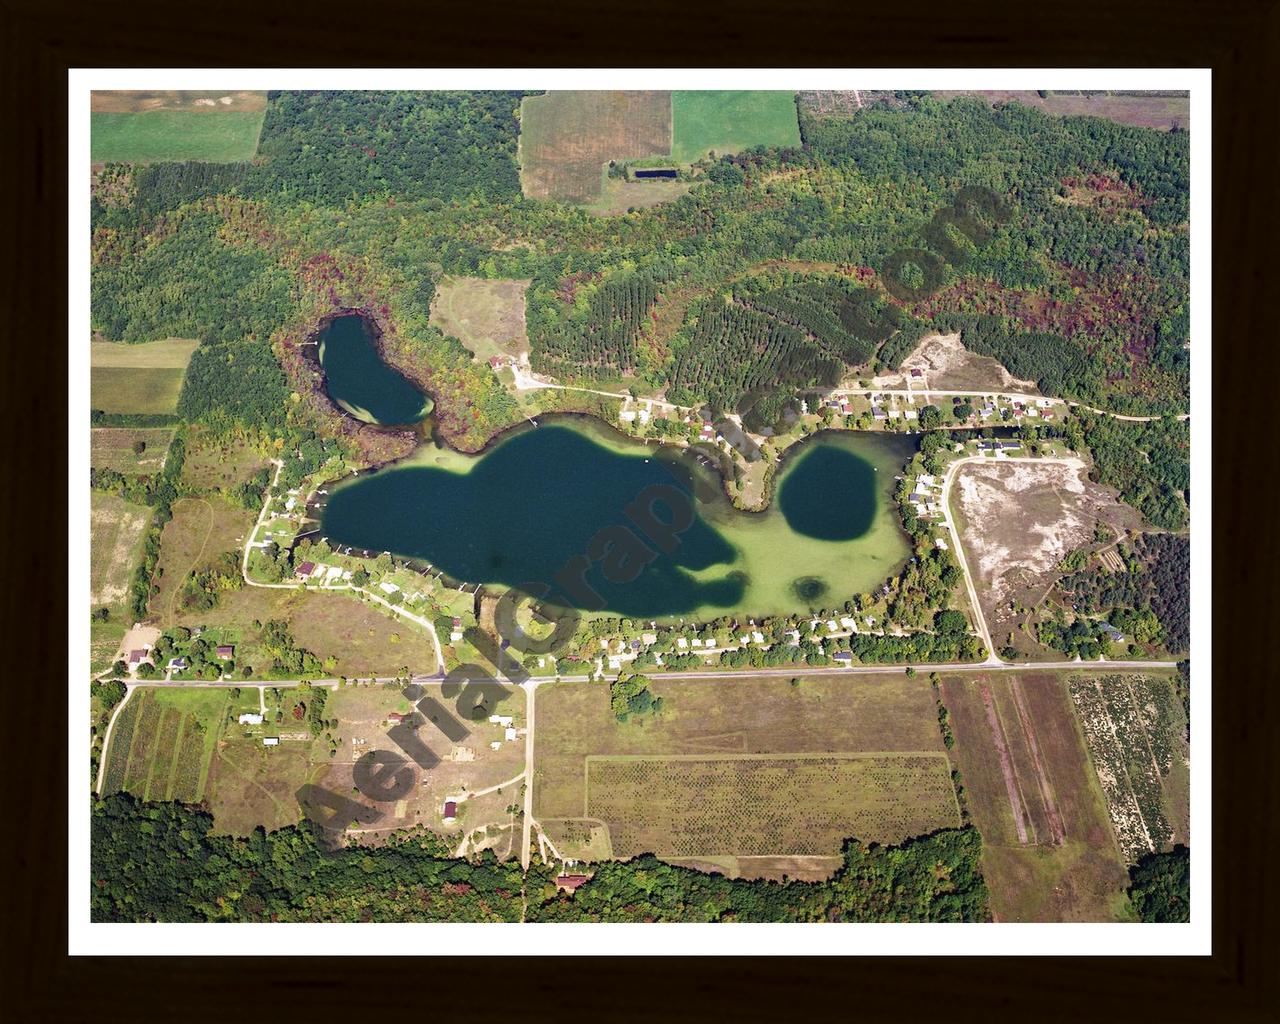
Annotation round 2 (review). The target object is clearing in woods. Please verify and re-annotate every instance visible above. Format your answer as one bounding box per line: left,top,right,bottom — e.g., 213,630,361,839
940,671,1140,922
534,674,958,878
91,427,176,475
670,91,801,164
90,339,199,415
149,496,253,627
430,277,532,365
519,91,672,204
890,333,1041,394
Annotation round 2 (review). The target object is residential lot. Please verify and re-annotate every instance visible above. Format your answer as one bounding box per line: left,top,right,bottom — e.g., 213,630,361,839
534,674,958,878
520,91,672,203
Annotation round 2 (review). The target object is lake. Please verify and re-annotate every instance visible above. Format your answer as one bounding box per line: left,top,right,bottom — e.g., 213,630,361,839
317,417,913,620
316,313,432,426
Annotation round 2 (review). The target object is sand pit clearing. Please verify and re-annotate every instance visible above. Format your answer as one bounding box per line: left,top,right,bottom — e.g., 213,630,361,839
956,458,1139,615
884,333,1040,394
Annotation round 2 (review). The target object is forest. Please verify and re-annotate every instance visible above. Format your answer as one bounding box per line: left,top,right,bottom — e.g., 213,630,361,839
246,91,525,206
90,794,989,924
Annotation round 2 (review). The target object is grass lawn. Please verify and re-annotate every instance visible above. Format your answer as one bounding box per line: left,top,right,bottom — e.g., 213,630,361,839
90,339,199,415
91,110,265,164
671,91,801,164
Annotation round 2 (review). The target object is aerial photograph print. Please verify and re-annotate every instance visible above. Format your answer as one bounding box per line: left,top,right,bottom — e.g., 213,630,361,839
79,75,1199,946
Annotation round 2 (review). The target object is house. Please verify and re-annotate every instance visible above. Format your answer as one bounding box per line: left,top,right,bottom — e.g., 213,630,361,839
490,741,502,751
555,874,590,892
786,629,801,644
903,410,918,420
910,369,924,379
167,657,187,672
751,631,765,644
872,408,887,420
387,712,406,724
826,620,839,632
216,645,235,660
505,727,518,741
935,537,949,551
127,649,148,667
488,715,514,727
263,737,280,747
699,423,715,440
619,410,637,423
833,651,853,663
488,356,504,369
636,408,650,424
442,800,457,822
379,581,400,594
641,632,658,645
296,561,316,579
676,638,688,649
238,713,264,725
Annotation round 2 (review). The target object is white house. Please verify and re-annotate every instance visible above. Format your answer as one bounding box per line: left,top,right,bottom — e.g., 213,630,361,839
238,713,264,725
505,727,518,741
379,581,400,594
263,737,280,747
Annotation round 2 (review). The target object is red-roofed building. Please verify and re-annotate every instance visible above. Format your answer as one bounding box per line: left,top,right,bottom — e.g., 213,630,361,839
555,874,590,892
216,645,235,660
387,712,406,724
489,356,504,369
442,800,458,821
296,561,316,578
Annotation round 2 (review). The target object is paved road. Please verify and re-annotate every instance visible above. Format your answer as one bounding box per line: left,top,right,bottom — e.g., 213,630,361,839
124,657,1178,692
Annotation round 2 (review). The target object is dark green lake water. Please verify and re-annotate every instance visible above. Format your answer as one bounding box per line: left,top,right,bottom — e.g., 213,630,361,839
318,420,912,619
317,314,431,426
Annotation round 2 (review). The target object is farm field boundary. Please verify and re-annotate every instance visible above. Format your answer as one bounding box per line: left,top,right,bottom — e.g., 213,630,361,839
584,751,959,858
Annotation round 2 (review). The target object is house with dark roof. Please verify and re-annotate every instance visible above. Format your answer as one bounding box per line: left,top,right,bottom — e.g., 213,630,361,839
555,874,590,892
296,561,316,579
216,645,235,660
442,800,458,822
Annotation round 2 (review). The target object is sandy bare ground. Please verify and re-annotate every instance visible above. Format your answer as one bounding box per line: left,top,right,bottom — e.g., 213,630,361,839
880,333,1041,394
91,90,266,114
114,624,160,669
955,458,1141,647
91,501,150,605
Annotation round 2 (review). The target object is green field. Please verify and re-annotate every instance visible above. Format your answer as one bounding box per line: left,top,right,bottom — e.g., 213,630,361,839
671,91,801,164
90,339,199,415
90,491,153,671
91,111,265,164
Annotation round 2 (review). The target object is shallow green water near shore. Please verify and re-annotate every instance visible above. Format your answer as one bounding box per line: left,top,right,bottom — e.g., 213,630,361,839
316,313,432,426
319,418,913,619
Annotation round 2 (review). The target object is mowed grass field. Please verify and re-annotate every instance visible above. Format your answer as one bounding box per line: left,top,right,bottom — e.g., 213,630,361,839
520,91,672,204
90,427,175,475
670,91,800,164
429,277,532,364
534,674,958,876
940,671,1139,922
91,109,265,164
90,339,199,415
